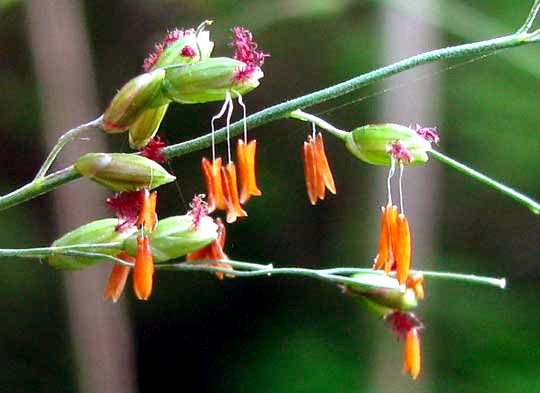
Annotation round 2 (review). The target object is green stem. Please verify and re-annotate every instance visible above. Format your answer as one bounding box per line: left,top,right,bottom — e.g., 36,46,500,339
0,27,538,211
289,109,349,140
0,244,506,289
160,259,506,289
409,270,506,289
429,149,540,214
517,0,540,34
0,242,124,258
0,165,81,211
34,116,103,180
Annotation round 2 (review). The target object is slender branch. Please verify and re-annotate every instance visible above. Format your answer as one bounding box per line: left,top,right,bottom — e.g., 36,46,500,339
429,149,540,214
0,243,506,289
0,25,538,211
159,259,507,289
34,116,103,180
0,165,81,211
517,0,540,34
289,109,349,140
0,242,123,257
409,270,506,289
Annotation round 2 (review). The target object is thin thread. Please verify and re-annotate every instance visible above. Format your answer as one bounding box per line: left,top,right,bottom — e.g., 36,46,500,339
211,94,232,161
315,53,496,118
311,122,316,138
225,91,234,163
235,91,248,142
387,157,396,206
167,162,187,211
399,161,405,215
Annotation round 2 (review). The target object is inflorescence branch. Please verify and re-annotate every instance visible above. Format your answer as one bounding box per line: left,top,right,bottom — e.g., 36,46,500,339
289,109,540,214
0,245,506,290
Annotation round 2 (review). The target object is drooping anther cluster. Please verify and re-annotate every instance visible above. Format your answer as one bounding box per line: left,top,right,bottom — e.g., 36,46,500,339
202,138,262,223
302,132,336,205
373,203,411,286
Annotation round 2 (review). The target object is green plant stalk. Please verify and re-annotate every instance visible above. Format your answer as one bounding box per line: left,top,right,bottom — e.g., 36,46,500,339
0,244,505,289
289,109,348,139
0,21,538,211
161,260,507,289
428,149,540,214
33,116,103,180
0,242,123,258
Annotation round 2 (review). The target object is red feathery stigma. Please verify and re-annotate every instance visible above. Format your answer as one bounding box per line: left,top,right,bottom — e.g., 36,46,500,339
181,45,197,57
189,194,208,229
389,140,414,163
385,311,424,340
413,124,440,145
142,43,164,72
234,64,259,82
106,190,145,232
164,28,191,47
140,136,168,163
142,28,195,72
230,27,268,81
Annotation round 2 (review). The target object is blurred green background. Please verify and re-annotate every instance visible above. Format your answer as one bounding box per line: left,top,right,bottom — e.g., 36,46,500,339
1,1,539,392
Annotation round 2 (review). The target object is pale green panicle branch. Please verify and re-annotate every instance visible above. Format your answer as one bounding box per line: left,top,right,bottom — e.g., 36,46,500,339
0,244,506,289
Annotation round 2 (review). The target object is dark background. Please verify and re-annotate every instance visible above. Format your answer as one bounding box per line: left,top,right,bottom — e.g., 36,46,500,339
1,1,539,392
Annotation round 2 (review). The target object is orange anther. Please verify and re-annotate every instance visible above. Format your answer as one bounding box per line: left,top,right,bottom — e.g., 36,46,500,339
404,328,422,380
302,140,317,205
136,189,158,231
309,136,325,200
396,213,412,286
202,157,227,213
406,273,424,300
104,252,134,302
133,235,154,300
237,139,262,204
221,162,247,223
315,132,336,194
387,205,398,265
246,140,262,197
373,206,389,270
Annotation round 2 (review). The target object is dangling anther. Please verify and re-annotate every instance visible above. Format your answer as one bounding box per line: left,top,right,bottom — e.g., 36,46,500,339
202,157,226,212
104,252,134,302
237,139,262,203
221,161,247,223
133,235,154,300
302,128,336,205
136,189,158,232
